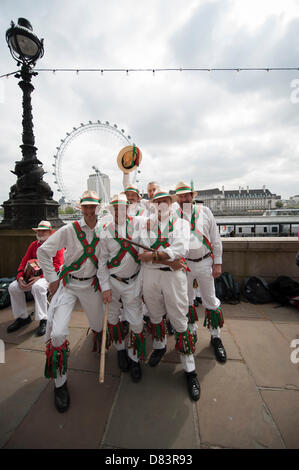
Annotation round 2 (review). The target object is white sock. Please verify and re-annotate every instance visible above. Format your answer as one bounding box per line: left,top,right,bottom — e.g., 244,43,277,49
210,327,220,338
55,373,67,388
128,348,139,363
115,339,126,351
180,353,196,372
153,337,167,349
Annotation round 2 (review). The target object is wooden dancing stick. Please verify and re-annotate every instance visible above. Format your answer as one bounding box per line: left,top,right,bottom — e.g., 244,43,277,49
121,237,155,252
99,302,109,383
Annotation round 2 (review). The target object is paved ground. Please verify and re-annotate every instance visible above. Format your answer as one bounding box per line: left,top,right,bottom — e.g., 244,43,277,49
0,299,299,449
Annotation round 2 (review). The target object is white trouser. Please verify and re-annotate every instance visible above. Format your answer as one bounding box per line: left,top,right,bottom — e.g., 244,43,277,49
108,274,143,333
46,278,104,387
8,278,48,321
143,268,189,333
109,273,144,362
143,268,196,373
187,256,221,338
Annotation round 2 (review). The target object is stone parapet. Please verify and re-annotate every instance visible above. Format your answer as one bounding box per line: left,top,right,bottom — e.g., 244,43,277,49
222,237,299,283
0,233,298,283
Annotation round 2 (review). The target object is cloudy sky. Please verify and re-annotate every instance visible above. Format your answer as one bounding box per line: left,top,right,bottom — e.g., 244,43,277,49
1,0,299,205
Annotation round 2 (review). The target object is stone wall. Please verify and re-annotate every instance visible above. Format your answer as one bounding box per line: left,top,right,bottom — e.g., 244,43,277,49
222,237,299,284
0,232,298,284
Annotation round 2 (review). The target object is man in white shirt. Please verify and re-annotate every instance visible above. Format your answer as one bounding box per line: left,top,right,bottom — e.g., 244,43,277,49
139,188,201,401
123,173,159,216
174,182,227,363
97,193,146,382
124,184,146,217
37,190,105,413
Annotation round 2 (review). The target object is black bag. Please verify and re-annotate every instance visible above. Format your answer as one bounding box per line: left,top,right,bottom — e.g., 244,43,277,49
243,276,273,304
268,276,299,306
296,251,299,267
0,277,16,309
215,272,240,304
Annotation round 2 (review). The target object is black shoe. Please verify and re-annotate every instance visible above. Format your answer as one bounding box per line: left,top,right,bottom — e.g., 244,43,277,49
166,319,174,335
54,382,70,413
37,319,47,336
7,315,32,333
185,371,201,401
148,347,166,367
122,321,129,337
211,337,227,363
129,358,142,382
117,349,130,372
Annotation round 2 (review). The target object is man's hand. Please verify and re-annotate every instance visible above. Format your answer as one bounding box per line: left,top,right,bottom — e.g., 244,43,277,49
212,264,222,278
25,275,42,288
48,280,60,297
17,277,28,290
102,289,112,304
167,259,185,271
138,251,153,263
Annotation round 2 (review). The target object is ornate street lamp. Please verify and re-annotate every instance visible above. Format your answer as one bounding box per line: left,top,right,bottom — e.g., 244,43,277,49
1,18,63,229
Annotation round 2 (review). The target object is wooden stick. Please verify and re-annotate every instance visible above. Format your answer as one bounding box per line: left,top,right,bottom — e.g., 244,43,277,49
99,302,109,383
121,237,155,252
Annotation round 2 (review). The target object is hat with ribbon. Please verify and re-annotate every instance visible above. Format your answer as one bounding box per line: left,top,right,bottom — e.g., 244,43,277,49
175,181,197,198
79,190,101,206
152,187,177,203
108,193,130,211
32,220,52,231
124,184,142,199
117,145,142,173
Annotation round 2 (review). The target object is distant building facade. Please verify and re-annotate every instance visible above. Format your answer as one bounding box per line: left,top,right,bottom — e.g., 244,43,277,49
193,186,281,214
88,172,110,204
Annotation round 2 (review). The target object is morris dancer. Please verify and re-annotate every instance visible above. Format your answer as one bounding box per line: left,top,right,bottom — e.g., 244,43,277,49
97,193,146,382
174,182,227,363
124,184,146,217
37,190,105,413
7,221,64,337
139,188,201,401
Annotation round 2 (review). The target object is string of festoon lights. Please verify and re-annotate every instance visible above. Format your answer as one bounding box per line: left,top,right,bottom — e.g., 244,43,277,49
1,66,299,79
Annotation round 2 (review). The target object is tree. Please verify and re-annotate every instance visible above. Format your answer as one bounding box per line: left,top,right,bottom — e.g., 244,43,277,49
65,206,75,214
275,201,283,208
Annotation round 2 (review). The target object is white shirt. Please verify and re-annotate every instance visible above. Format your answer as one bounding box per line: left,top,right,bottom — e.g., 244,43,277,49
175,204,222,264
139,214,190,269
127,202,146,217
37,217,100,283
97,216,146,291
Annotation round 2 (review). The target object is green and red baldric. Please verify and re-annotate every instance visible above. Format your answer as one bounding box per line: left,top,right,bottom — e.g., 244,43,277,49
178,206,213,258
59,221,100,290
150,218,176,250
107,217,140,269
135,206,145,216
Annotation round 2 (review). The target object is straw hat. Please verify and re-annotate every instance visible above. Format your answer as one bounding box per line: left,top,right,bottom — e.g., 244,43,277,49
175,181,197,198
32,220,52,231
79,190,100,206
117,145,142,173
108,193,130,211
152,187,177,203
124,184,141,199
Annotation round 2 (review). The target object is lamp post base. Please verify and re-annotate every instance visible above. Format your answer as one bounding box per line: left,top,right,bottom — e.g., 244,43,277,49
0,198,64,229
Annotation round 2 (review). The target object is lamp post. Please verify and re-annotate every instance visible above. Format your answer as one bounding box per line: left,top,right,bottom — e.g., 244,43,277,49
1,18,63,229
